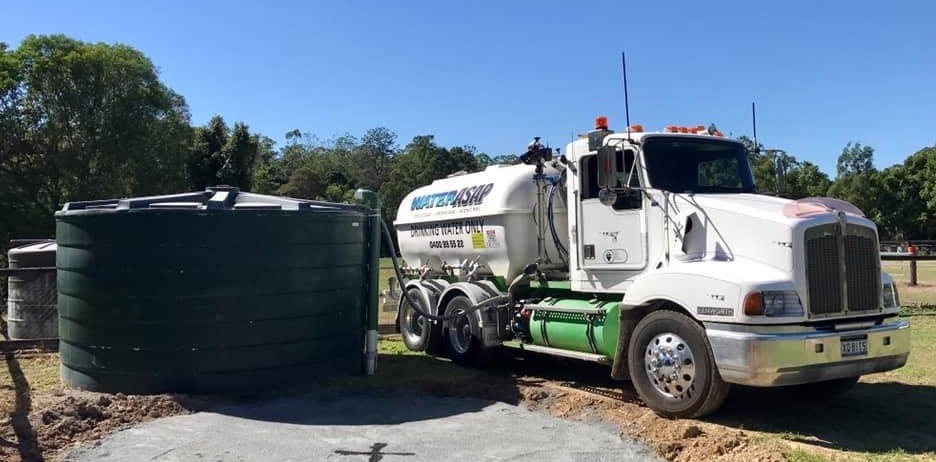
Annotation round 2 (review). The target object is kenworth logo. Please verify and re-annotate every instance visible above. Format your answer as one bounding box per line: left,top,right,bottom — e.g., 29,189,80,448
410,183,494,211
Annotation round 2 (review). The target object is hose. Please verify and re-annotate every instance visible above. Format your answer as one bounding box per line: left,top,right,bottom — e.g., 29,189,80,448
547,182,569,263
546,170,569,263
379,217,503,322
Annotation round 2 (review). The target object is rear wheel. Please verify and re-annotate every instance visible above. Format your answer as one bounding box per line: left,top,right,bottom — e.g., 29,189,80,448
627,309,730,418
443,295,490,367
399,288,442,353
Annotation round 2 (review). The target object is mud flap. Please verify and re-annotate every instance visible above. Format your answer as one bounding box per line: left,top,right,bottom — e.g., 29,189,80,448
610,308,640,381
482,305,510,347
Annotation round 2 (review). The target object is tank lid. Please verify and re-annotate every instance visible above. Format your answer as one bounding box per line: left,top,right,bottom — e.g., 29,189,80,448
9,239,55,249
56,187,368,215
8,240,57,253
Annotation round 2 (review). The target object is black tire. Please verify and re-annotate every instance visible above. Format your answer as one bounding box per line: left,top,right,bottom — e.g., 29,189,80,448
627,309,730,419
443,295,490,367
785,376,860,401
399,287,441,353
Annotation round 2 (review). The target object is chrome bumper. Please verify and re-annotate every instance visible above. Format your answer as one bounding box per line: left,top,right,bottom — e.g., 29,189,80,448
706,319,911,387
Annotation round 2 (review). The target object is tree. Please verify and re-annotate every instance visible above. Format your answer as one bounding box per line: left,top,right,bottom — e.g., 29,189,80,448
278,166,324,200
827,141,880,222
735,135,809,196
0,34,192,251
896,145,936,239
185,116,263,191
784,161,832,199
351,127,397,191
836,141,875,179
249,135,279,194
872,164,924,240
827,171,881,221
378,135,486,223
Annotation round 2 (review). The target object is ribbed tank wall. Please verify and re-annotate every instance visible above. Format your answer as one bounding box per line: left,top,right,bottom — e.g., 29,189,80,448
55,187,370,394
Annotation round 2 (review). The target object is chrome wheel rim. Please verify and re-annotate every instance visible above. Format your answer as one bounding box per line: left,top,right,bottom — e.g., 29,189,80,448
643,332,697,401
402,297,426,344
449,311,472,354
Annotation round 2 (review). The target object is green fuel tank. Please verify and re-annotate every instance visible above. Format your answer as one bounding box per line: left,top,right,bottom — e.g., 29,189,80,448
527,298,621,359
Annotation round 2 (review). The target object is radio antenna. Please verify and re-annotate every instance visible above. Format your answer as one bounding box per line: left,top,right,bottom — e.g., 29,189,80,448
622,52,632,141
751,101,759,154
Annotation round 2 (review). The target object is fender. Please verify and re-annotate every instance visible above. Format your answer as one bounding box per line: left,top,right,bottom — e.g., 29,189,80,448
610,262,748,381
620,262,778,315
438,280,504,338
395,278,450,329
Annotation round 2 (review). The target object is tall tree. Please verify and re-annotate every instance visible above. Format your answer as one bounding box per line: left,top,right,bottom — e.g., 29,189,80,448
185,116,262,191
351,127,397,191
827,141,880,219
836,141,875,179
0,34,191,250
784,161,832,199
736,135,808,196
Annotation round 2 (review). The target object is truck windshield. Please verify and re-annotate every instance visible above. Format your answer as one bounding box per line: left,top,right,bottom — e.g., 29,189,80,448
643,136,756,193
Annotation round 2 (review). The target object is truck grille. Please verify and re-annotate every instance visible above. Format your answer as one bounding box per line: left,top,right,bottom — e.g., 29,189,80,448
804,222,880,317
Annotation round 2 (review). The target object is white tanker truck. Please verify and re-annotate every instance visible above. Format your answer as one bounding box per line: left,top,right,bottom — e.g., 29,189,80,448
390,117,910,418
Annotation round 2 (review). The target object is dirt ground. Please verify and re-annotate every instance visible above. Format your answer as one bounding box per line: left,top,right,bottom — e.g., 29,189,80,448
0,349,793,462
3,327,933,462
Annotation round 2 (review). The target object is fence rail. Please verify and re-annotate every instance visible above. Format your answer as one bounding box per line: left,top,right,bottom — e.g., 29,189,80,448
881,252,933,286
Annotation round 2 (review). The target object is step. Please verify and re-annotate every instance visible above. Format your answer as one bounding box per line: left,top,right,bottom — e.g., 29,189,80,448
519,344,610,364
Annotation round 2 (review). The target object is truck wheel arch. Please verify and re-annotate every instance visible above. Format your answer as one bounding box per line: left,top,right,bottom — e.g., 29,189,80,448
437,280,502,338
611,298,696,381
395,278,450,329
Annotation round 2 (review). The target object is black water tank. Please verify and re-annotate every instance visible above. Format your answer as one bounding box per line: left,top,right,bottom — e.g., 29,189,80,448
6,240,58,340
56,187,370,394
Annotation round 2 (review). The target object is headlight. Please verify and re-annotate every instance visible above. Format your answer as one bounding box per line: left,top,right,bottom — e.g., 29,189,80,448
743,290,805,317
881,272,901,310
882,282,900,309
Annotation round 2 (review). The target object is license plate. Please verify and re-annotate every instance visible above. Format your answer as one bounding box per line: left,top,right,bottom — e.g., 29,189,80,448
841,335,868,357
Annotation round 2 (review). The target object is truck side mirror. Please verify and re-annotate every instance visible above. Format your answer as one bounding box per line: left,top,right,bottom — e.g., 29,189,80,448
596,146,618,189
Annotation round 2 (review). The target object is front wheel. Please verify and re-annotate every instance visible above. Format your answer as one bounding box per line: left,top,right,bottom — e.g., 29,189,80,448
627,309,730,418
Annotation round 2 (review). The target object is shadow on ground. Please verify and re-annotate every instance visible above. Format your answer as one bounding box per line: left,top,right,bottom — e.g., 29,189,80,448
709,381,936,455
3,351,44,462
203,353,524,426
495,348,936,456
202,348,630,426
190,344,936,457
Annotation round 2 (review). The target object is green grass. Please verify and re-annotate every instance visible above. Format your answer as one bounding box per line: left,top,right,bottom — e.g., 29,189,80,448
740,311,936,462
377,258,400,326
883,260,936,307
882,260,936,286
784,449,832,462
868,314,936,385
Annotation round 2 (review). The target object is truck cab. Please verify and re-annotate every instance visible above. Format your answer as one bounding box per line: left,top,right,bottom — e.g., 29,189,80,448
566,120,909,400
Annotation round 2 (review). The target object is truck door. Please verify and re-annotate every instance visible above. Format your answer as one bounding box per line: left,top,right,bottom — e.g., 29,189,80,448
578,148,647,271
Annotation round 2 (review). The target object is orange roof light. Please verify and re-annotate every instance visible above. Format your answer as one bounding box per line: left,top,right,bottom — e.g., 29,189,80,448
665,125,679,132
679,126,689,133
630,124,644,132
696,125,706,131
595,116,609,130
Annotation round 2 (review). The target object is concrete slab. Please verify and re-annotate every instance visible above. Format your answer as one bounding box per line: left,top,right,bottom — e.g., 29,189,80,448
63,389,661,461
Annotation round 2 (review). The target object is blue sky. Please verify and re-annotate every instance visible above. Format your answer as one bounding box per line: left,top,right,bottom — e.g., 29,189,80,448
4,0,935,177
